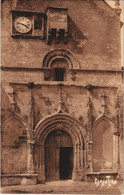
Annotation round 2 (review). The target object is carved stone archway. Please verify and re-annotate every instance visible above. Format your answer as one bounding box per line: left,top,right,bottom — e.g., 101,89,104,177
34,113,87,182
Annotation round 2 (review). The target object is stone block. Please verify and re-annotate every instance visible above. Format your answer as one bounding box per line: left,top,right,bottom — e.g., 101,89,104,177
1,174,38,186
21,176,37,185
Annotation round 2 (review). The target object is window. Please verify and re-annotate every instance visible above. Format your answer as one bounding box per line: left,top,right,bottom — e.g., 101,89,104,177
44,57,68,81
54,68,65,81
34,15,42,30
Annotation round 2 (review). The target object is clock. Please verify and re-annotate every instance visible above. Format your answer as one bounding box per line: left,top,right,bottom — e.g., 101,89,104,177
14,17,32,34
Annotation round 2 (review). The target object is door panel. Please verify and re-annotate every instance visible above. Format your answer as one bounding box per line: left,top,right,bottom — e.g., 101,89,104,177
45,147,59,180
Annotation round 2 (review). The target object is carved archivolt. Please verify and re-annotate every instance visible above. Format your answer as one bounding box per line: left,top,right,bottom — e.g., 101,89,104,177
42,49,80,69
34,113,86,142
34,113,87,180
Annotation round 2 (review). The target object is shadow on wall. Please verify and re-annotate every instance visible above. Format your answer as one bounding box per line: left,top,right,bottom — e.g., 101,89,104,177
68,15,87,54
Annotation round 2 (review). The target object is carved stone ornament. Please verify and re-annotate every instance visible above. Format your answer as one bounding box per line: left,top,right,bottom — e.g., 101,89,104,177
7,86,16,112
114,95,120,136
71,70,77,81
86,98,93,137
76,39,87,48
100,91,108,115
85,84,93,91
44,69,51,80
115,95,120,109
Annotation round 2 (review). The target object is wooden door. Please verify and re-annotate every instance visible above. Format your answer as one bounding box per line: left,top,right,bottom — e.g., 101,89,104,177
45,147,60,180
45,130,73,180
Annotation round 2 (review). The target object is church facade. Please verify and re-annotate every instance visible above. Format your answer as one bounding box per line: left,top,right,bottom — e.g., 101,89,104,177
1,0,123,186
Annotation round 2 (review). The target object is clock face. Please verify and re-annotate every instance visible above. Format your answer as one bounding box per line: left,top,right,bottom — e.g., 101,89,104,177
14,17,32,34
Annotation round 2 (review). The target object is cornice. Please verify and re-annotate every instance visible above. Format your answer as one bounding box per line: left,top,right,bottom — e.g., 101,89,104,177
1,66,122,74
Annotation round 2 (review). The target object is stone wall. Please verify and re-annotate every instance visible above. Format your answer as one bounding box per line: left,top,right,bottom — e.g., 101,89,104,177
1,0,121,70
1,0,123,184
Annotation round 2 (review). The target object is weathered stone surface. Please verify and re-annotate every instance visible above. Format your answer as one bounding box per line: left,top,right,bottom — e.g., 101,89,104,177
1,0,123,186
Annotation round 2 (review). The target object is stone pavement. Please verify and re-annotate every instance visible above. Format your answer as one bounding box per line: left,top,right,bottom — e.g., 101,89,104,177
1,180,123,194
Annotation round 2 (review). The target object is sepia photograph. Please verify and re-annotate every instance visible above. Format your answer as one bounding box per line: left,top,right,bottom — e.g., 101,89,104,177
1,0,124,194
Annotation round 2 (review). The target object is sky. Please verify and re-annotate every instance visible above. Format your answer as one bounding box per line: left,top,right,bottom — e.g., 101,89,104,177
106,0,123,21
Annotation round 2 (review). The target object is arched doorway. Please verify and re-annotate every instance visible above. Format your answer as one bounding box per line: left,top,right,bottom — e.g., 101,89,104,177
45,130,73,180
34,113,87,182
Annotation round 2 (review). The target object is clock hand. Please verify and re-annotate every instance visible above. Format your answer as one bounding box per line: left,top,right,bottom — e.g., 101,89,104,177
17,22,30,29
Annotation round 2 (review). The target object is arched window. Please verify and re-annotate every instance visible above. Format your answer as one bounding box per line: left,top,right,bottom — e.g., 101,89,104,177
44,58,69,81
51,58,68,81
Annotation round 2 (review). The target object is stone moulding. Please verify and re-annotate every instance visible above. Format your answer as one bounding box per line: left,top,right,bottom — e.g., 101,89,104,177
93,115,116,127
34,113,88,181
1,66,122,73
1,113,29,134
42,49,80,69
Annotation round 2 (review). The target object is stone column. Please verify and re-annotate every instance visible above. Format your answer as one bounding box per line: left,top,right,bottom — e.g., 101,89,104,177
72,145,77,180
115,95,120,170
27,82,35,174
27,140,35,174
88,140,93,172
86,98,93,171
